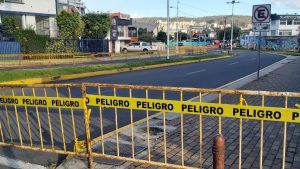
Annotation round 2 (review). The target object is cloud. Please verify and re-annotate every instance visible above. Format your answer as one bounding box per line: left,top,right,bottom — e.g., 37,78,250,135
272,0,300,9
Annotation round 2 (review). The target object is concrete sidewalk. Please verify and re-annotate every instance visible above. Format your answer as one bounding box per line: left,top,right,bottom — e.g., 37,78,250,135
123,58,300,169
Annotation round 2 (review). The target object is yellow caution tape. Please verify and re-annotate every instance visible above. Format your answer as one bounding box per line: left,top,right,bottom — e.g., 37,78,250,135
0,96,84,109
86,94,300,123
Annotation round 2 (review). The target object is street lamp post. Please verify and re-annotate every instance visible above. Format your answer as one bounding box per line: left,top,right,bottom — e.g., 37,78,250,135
176,0,179,53
171,0,180,54
167,0,170,60
223,17,227,50
227,0,239,52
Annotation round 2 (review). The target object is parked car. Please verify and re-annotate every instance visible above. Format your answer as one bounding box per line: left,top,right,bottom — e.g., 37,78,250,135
121,42,158,53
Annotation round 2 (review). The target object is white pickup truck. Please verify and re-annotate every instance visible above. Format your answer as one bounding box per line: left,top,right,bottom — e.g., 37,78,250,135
121,42,158,53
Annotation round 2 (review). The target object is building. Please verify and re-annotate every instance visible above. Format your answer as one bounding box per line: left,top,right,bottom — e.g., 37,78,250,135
0,0,57,37
108,13,134,53
56,0,85,15
132,22,159,37
0,0,85,37
269,14,300,36
241,14,300,50
157,20,199,35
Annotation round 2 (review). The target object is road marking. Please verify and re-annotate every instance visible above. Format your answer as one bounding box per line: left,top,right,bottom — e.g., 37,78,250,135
0,155,46,169
186,69,206,75
229,62,239,66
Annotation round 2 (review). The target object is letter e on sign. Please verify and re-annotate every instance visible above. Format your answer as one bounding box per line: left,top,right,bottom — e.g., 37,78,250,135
252,4,271,23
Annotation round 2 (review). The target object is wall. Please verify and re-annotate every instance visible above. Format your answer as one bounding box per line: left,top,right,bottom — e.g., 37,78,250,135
265,36,299,50
0,0,56,15
49,17,58,38
241,35,300,50
0,42,21,54
22,15,36,30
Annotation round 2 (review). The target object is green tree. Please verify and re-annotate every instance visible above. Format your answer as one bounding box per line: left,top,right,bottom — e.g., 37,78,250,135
157,31,167,43
2,15,20,34
216,26,241,40
56,10,84,39
2,16,50,53
82,13,111,39
174,32,188,41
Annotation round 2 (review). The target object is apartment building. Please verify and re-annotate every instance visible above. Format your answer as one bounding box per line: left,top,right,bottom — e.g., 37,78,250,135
269,14,300,36
0,0,85,37
108,12,133,53
56,0,85,15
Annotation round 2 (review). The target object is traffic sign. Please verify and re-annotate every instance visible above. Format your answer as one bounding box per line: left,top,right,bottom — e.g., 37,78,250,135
252,4,271,23
252,23,270,32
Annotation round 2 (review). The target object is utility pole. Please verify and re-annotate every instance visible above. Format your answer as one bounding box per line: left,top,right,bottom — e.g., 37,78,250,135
171,0,179,53
227,0,239,52
137,27,139,41
223,17,227,50
167,0,170,59
176,0,179,53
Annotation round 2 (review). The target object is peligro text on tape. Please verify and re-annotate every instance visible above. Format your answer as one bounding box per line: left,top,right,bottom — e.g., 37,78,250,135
86,94,300,123
0,96,84,109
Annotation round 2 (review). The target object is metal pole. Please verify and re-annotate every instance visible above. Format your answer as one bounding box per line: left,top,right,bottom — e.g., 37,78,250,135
176,0,179,53
167,0,170,59
137,27,139,41
230,3,234,52
227,1,239,52
257,31,262,80
213,135,225,169
223,17,227,50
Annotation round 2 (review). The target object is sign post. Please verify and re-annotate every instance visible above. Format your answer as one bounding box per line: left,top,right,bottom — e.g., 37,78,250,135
252,4,271,80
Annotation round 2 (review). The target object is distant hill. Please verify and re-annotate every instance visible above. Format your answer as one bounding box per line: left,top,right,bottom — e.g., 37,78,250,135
133,15,252,27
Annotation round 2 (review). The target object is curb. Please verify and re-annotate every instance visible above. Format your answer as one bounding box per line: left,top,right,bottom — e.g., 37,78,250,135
0,55,232,85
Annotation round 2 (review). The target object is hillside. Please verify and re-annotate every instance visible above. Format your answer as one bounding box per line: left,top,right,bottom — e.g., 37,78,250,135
133,15,252,27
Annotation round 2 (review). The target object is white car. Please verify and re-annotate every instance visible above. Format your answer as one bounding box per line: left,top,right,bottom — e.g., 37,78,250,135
121,42,158,53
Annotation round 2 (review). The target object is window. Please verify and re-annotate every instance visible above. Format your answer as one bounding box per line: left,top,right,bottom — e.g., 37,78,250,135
57,3,69,14
294,20,300,25
279,30,292,36
117,26,124,37
287,20,293,25
271,30,276,36
271,20,276,26
280,20,287,25
35,16,50,36
131,42,140,46
142,42,149,46
128,27,137,37
4,0,23,3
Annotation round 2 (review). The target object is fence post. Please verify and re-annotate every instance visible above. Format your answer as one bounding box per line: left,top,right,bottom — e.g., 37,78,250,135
213,135,225,169
81,84,94,169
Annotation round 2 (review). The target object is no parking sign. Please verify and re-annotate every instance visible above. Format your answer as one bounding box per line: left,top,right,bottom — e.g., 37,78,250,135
252,4,271,23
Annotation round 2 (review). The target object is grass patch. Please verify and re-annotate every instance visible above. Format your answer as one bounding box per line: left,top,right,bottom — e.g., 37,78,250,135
278,51,300,56
0,53,231,82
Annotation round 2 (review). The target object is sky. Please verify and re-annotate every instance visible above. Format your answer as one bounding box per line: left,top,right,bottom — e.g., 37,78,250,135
84,0,300,18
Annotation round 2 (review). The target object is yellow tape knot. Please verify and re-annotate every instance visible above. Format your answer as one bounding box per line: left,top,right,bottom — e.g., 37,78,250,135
239,97,248,106
74,138,86,153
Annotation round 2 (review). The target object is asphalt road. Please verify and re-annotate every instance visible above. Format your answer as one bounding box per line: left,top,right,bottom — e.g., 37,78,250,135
0,51,285,167
63,50,283,88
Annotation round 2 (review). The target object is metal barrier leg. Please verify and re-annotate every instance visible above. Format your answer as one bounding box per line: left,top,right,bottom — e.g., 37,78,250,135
82,85,94,169
213,135,225,169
